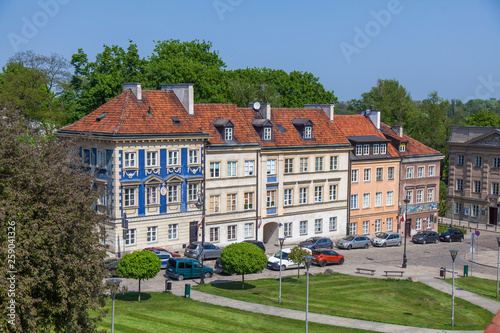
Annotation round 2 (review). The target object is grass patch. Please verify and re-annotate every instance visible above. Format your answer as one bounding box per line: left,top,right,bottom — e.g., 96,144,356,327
96,292,373,333
195,273,491,330
444,276,500,301
438,224,466,235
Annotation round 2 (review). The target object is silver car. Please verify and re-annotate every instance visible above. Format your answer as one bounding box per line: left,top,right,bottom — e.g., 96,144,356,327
336,235,371,250
184,242,222,260
371,232,402,247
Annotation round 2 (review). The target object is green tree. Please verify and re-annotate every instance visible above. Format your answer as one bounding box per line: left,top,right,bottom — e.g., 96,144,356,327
220,242,267,289
117,250,161,301
288,246,311,280
465,109,500,127
0,107,108,332
439,180,448,216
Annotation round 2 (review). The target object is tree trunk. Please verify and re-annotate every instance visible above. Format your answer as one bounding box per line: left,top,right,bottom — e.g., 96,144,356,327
138,279,141,302
242,274,245,289
297,266,300,280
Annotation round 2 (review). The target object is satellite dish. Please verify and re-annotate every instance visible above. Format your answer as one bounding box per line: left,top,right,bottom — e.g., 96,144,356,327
253,102,261,111
365,109,371,115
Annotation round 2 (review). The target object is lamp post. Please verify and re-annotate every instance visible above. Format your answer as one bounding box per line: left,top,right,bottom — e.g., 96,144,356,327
496,237,500,298
278,237,285,304
195,191,206,285
450,250,458,327
106,278,122,333
303,255,314,333
402,198,410,268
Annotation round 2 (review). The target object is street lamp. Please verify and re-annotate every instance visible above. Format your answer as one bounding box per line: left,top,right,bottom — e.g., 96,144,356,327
278,237,285,304
106,278,122,333
402,198,410,268
496,237,500,298
450,249,459,327
195,190,206,285
303,255,314,333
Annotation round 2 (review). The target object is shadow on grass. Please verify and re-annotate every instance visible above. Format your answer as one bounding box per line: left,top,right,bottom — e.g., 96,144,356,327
209,281,257,290
115,292,152,302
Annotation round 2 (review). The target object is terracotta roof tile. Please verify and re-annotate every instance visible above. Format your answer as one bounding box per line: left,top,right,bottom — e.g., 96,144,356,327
380,123,443,156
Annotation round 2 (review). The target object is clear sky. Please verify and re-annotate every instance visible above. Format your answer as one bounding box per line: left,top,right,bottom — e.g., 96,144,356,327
1,0,499,102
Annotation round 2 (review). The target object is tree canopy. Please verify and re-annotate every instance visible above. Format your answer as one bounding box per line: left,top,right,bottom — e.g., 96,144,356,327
220,242,267,289
288,246,311,280
117,250,161,301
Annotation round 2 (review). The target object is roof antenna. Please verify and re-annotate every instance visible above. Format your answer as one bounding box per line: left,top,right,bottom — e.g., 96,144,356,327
147,106,152,117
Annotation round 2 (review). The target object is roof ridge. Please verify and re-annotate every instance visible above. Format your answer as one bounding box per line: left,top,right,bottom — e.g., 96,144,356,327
113,90,131,135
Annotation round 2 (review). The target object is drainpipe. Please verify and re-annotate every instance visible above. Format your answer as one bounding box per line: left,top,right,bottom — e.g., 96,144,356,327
347,151,352,235
255,150,260,241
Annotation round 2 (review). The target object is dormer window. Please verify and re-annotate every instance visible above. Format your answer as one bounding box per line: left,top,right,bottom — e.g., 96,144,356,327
304,126,312,139
292,118,314,140
399,143,406,152
252,118,274,142
263,127,272,141
213,118,236,143
225,127,233,140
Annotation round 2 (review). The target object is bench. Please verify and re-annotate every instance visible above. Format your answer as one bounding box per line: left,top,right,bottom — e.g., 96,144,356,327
356,267,376,275
384,270,405,277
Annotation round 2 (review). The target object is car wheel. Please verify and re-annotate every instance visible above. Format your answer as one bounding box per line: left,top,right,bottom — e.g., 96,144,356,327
448,238,452,243
178,275,184,281
383,242,387,247
364,244,369,249
435,239,439,244
338,258,344,265
205,272,213,278
328,245,333,249
347,245,352,250
460,237,464,242
423,240,426,245
321,260,327,267
282,265,287,271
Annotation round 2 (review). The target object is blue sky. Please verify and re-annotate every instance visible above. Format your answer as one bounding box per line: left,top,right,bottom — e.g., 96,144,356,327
1,0,499,102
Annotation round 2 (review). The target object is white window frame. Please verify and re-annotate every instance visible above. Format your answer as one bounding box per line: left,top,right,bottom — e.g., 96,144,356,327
350,194,358,209
362,221,369,234
304,126,312,139
314,186,323,203
376,167,383,181
427,188,434,202
406,167,413,179
373,144,379,155
351,169,359,183
355,145,362,156
417,166,424,178
210,227,220,242
428,165,435,177
494,157,500,168
350,222,357,235
493,182,499,196
244,192,254,210
416,217,422,230
455,202,462,214
168,184,179,203
386,191,393,206
146,186,158,205
284,188,293,206
363,168,371,182
457,155,464,165
329,217,337,231
299,187,308,204
146,151,157,167
123,187,136,207
210,162,221,178
168,150,179,166
472,205,479,217
457,179,463,191
386,218,393,231
315,156,324,172
228,225,237,240
375,192,382,207
363,193,370,208
97,150,106,168
284,158,294,173
125,228,136,245
475,156,482,167
284,222,292,237
227,193,237,212
363,144,370,155
227,161,237,177
300,221,308,235
267,159,277,175
388,167,394,180
168,224,178,240
375,219,381,233
147,226,157,243
329,184,337,201
124,152,136,168
244,160,254,176
474,180,481,193
188,183,199,202
244,223,254,239
330,155,338,170
380,144,387,154
300,157,309,172
406,190,413,204
267,190,276,208
225,127,233,140
314,219,322,233
209,195,221,214
189,149,199,164
264,127,272,140
416,190,423,204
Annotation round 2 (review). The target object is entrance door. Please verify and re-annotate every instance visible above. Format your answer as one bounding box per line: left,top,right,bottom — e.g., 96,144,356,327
489,207,498,225
263,222,279,246
189,222,198,243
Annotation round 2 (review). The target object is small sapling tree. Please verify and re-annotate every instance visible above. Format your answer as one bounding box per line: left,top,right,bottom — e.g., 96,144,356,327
220,242,267,289
289,246,311,280
117,250,161,301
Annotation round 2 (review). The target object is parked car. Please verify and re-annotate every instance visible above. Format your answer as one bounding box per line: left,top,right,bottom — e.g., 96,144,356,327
243,240,266,252
104,258,120,277
412,231,439,244
214,258,233,275
184,242,222,260
311,250,344,266
165,258,213,280
266,248,311,270
439,229,464,242
299,237,334,250
143,247,181,258
336,235,371,250
371,232,402,247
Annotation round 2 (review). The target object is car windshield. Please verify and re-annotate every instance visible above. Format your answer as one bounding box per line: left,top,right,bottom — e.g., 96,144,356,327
304,237,315,242
274,251,288,260
312,251,322,255
444,229,455,234
416,231,426,235
343,236,354,241
375,232,388,238
187,244,198,249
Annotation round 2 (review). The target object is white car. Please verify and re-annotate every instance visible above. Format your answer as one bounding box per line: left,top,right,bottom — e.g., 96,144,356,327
266,248,311,270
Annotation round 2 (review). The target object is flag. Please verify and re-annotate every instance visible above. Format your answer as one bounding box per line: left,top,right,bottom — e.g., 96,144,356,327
258,218,262,228
197,216,204,227
401,211,406,223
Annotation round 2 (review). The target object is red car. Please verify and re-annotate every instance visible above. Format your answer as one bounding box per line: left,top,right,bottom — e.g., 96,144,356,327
312,250,344,267
143,247,181,258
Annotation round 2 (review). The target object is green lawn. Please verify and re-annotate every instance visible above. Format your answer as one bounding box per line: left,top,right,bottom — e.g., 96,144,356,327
195,273,492,330
96,292,373,333
445,276,500,301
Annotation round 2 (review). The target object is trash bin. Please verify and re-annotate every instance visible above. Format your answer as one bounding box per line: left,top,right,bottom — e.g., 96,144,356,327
184,283,191,298
440,267,446,279
165,281,172,292
463,265,469,277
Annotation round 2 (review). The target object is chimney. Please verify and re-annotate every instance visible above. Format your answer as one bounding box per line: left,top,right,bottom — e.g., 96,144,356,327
304,104,334,121
392,125,403,137
123,82,142,101
161,83,194,115
357,109,381,130
261,103,271,120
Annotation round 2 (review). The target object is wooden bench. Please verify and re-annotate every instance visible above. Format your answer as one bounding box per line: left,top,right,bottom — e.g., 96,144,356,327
356,267,376,275
384,270,404,277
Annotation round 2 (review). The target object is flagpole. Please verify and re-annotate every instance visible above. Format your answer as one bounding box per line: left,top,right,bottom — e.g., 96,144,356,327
402,198,410,268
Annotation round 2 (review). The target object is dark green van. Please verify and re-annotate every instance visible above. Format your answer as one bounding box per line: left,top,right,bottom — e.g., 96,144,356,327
166,258,213,281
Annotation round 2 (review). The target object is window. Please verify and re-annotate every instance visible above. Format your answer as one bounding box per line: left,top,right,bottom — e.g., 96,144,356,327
406,190,413,204
146,151,157,167
284,222,292,237
300,157,309,172
210,162,220,178
147,226,157,242
329,184,337,201
244,160,254,176
124,188,136,207
330,156,338,170
314,186,323,203
227,161,237,177
355,145,362,156
362,221,369,234
299,187,308,204
188,183,199,201
314,219,322,233
267,190,276,207
455,202,462,214
399,143,406,152
97,150,106,168
98,188,107,206
386,218,393,231
210,227,219,242
417,166,424,178
363,193,370,208
373,144,379,155
227,225,236,240
168,224,178,240
209,195,220,214
427,188,434,202
227,193,237,212
315,156,324,171
284,158,294,173
189,149,199,164
427,215,433,229
475,156,482,167
428,165,435,177
350,194,358,209
457,179,463,191
351,169,359,183
146,186,158,205
376,167,383,181
416,190,423,203
406,167,413,179
124,152,136,168
168,151,178,165
472,205,479,218
350,222,357,235
225,127,233,140
363,168,371,182
244,192,254,210
375,192,382,207
457,154,464,165
386,191,393,206
304,126,312,139
300,221,308,235
388,167,394,180
267,159,276,175
375,219,381,233
416,218,422,230
493,182,499,196
125,229,136,245
168,185,179,203
494,158,500,168
264,127,272,140
474,180,481,193
363,144,370,155
329,217,337,231
284,188,293,206
380,144,387,154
